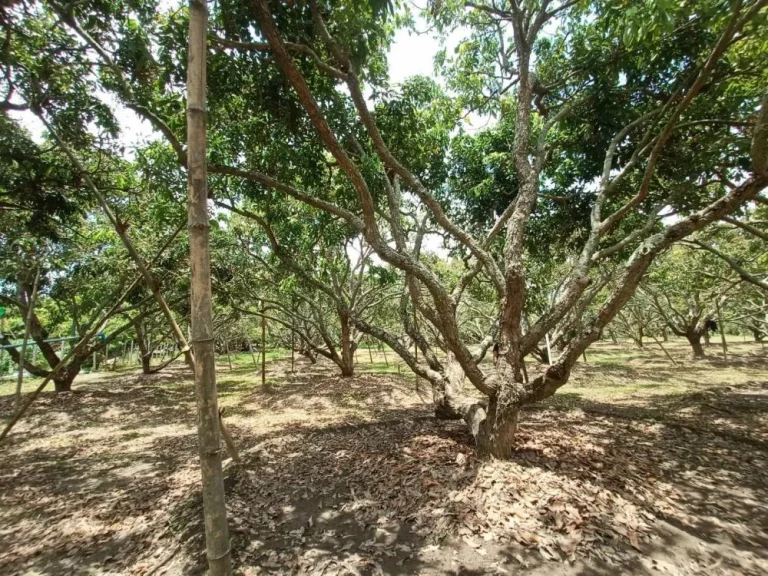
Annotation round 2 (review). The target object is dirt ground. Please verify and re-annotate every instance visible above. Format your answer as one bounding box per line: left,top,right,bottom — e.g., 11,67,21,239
1,339,767,576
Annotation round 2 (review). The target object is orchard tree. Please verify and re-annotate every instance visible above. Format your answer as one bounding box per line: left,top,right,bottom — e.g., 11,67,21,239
219,202,398,377
642,245,740,358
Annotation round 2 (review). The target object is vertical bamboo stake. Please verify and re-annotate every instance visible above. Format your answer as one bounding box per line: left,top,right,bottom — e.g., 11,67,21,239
15,268,41,413
261,299,266,386
248,338,258,374
716,300,727,361
186,1,231,573
290,297,295,374
413,308,418,364
130,340,134,363
545,334,553,366
379,341,389,367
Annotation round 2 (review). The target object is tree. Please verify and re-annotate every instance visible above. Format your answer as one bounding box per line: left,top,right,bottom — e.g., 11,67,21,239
220,204,397,377
642,246,739,358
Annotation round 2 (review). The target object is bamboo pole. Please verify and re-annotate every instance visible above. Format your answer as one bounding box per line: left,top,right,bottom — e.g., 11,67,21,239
14,268,41,413
261,300,266,386
248,338,258,374
545,334,553,366
186,0,232,572
716,299,728,361
379,340,389,367
413,308,418,364
651,334,678,365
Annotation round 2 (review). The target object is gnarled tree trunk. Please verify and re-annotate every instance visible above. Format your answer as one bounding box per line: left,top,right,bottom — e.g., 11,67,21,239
134,318,153,374
687,332,706,359
338,308,355,377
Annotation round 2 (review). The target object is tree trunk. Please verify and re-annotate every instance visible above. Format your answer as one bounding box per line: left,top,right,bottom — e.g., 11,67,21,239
52,357,84,392
53,372,76,392
476,399,519,459
703,329,710,346
134,319,152,374
751,328,764,343
338,308,355,378
186,1,232,574
687,333,706,359
140,353,152,374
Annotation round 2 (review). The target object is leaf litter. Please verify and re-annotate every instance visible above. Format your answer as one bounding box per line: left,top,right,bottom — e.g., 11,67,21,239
1,357,768,575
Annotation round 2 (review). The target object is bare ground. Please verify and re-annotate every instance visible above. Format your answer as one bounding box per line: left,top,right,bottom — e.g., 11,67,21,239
1,339,767,575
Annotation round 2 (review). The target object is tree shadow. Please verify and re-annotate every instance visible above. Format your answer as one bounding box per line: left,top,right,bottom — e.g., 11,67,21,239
2,358,768,575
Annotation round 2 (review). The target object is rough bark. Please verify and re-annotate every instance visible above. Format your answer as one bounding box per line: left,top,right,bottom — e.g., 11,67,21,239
687,333,706,359
186,1,232,574
53,359,83,392
134,318,153,374
338,308,355,377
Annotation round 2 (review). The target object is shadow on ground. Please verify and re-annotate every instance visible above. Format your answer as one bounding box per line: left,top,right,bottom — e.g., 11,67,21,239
0,345,767,575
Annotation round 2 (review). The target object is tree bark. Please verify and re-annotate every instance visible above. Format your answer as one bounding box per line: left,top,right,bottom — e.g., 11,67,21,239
134,318,153,374
687,333,706,359
338,308,355,377
53,359,83,392
186,1,232,574
15,268,41,412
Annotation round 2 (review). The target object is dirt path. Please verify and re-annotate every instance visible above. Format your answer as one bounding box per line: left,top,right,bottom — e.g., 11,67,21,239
1,345,767,575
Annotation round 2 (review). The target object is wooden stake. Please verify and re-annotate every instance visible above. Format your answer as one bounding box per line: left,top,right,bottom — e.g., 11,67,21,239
545,334,553,366
651,334,678,365
261,299,266,387
186,0,231,571
218,409,241,464
248,339,258,375
413,308,418,364
379,341,389,367
716,299,728,361
15,268,40,413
